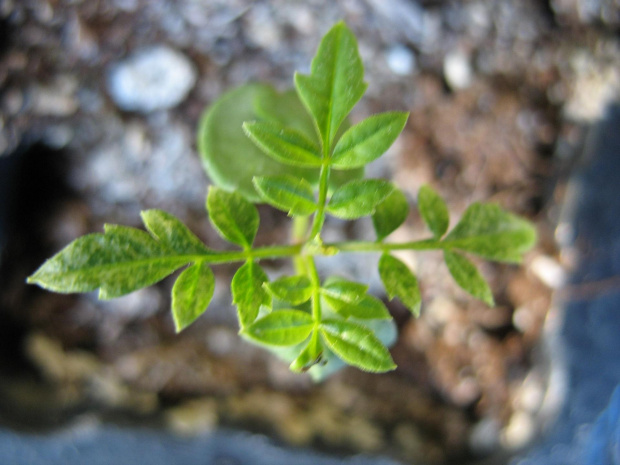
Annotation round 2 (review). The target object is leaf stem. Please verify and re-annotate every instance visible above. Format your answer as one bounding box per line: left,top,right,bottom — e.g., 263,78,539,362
329,238,446,253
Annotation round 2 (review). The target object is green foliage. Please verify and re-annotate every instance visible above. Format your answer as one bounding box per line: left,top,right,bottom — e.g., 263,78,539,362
231,261,270,328
327,179,394,219
372,188,409,241
172,261,215,332
207,187,259,248
197,84,362,203
28,22,537,379
294,21,367,149
264,276,313,305
443,203,537,263
320,277,368,312
320,320,396,373
417,185,450,239
27,223,191,299
443,250,494,306
331,112,409,169
243,121,322,168
244,310,315,346
253,175,317,216
378,253,422,317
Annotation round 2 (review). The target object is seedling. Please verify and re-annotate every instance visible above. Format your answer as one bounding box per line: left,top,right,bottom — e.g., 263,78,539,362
28,23,536,379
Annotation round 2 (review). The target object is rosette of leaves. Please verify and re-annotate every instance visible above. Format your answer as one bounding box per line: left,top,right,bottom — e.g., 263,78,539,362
28,22,536,379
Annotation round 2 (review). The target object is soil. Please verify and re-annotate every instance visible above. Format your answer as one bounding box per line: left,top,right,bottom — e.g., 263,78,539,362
1,1,618,464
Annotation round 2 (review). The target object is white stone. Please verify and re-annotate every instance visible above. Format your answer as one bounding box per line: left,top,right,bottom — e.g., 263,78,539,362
107,46,197,113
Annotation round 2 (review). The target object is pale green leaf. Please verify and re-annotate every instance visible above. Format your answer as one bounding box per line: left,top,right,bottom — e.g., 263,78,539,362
331,112,409,169
27,226,188,299
243,121,322,167
206,187,259,248
172,261,215,332
294,22,367,147
372,188,409,241
340,295,391,320
232,261,271,327
253,175,317,216
327,179,394,219
197,84,362,203
253,87,319,136
444,203,537,263
141,209,212,254
264,275,313,305
320,319,396,373
378,253,421,317
444,250,494,306
418,185,449,239
290,330,324,373
244,310,314,346
320,277,368,311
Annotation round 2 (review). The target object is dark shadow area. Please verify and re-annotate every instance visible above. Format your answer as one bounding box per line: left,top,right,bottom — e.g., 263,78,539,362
0,142,83,430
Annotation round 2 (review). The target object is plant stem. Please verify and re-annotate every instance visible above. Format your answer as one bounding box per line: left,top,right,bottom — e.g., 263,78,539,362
179,238,444,266
306,256,322,321
292,216,310,275
181,244,303,264
309,163,331,240
292,215,310,243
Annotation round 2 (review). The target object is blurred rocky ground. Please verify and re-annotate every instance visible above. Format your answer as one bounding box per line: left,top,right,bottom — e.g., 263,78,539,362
0,0,618,464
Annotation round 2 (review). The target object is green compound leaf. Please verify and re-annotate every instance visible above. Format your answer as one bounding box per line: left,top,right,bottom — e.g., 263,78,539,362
418,185,450,239
198,84,362,203
206,187,259,248
290,329,324,373
443,250,494,306
172,261,215,332
232,261,271,328
243,121,322,168
244,310,314,346
340,295,391,320
327,179,394,220
378,253,421,317
141,209,213,255
294,21,367,148
331,112,409,169
372,188,409,241
443,203,537,263
320,319,396,373
264,275,313,306
253,86,365,194
28,225,190,300
320,277,368,312
253,175,317,216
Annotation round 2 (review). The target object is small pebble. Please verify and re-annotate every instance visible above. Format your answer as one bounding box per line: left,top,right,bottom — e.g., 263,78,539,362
444,50,473,90
531,255,566,289
386,44,416,76
107,46,197,112
502,410,535,449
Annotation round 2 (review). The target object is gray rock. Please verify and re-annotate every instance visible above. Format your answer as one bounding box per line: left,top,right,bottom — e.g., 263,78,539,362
107,46,197,113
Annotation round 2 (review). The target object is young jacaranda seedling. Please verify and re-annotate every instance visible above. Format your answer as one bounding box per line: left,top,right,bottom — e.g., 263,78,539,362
28,22,536,379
